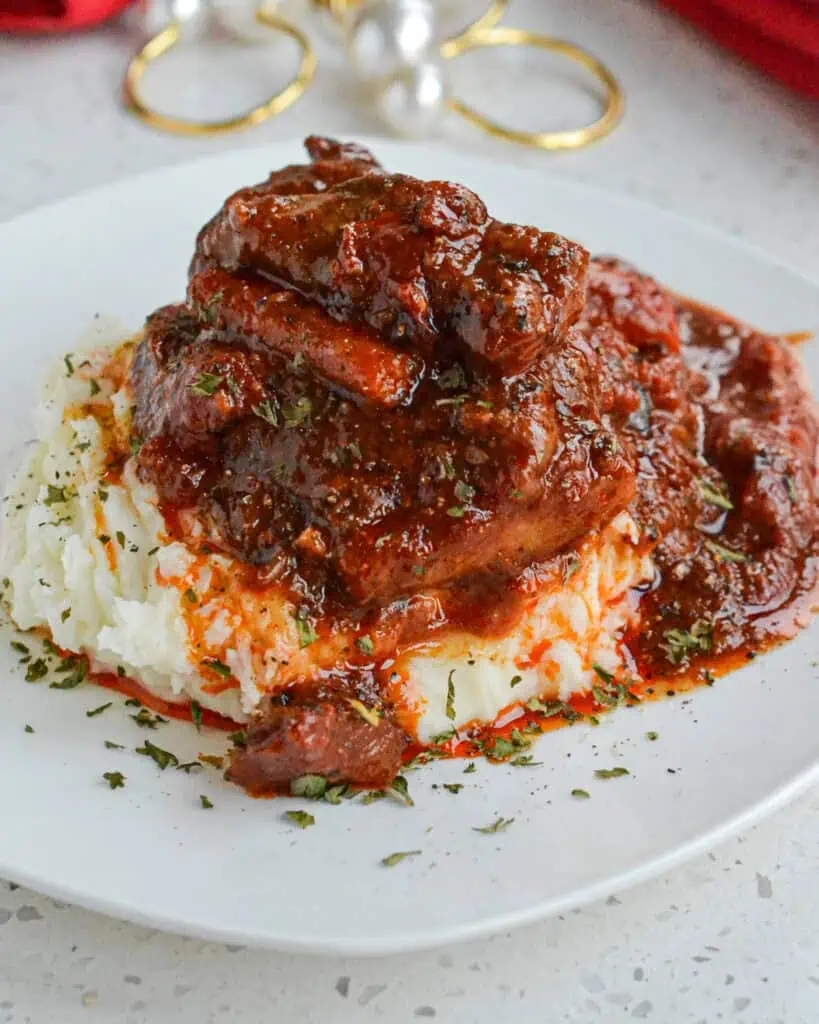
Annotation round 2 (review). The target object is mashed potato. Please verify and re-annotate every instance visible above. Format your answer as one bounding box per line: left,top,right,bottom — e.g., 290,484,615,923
1,340,655,741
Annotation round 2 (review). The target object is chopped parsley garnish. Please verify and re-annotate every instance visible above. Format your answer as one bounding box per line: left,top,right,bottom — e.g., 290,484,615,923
49,662,87,689
443,783,463,794
445,669,456,721
509,675,522,688
64,353,75,376
485,736,517,761
293,611,317,649
176,762,201,773
785,475,798,502
526,696,583,723
324,784,351,805
454,480,475,503
435,395,467,407
24,724,34,734
184,588,198,604
285,810,315,829
360,789,387,805
61,608,71,622
191,700,203,732
104,740,124,750
200,794,214,809
189,373,223,396
43,484,71,506
347,698,381,727
135,740,178,770
89,378,101,397
593,677,640,708
253,400,279,427
447,505,466,518
202,658,232,678
381,849,422,868
130,434,144,456
662,620,713,664
24,659,48,682
463,762,477,774
646,731,659,741
116,530,127,549
98,534,111,545
103,771,125,789
592,663,614,684
356,635,375,656
436,364,466,391
11,641,29,655
571,788,590,799
705,539,750,564
412,564,426,577
473,816,515,834
229,730,247,748
290,774,328,800
130,707,167,729
86,702,112,718
594,766,630,779
199,290,224,324
390,775,414,806
699,479,734,511
511,754,540,767
281,397,313,427
200,754,225,769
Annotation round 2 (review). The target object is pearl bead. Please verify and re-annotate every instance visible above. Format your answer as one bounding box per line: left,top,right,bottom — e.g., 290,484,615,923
373,60,449,138
347,0,438,83
132,0,208,36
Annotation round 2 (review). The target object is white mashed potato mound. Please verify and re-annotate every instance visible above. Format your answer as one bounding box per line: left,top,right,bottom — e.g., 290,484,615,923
1,342,655,740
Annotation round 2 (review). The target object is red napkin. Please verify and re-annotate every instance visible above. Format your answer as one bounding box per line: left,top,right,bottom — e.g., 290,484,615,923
660,0,819,97
0,0,133,32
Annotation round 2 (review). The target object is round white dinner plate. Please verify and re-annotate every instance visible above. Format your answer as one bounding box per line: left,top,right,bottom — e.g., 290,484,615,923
0,139,817,956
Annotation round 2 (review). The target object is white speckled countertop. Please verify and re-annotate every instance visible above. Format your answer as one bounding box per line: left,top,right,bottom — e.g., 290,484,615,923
1,1,818,1020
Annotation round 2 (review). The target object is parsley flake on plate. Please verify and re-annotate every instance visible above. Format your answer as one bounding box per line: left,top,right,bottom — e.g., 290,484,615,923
381,849,421,868
285,810,315,829
473,816,515,834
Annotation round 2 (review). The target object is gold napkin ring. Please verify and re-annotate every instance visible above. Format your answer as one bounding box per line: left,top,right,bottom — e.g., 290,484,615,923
123,6,317,137
441,24,624,151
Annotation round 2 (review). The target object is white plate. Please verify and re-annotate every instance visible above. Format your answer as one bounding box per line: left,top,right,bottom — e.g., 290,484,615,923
0,140,817,957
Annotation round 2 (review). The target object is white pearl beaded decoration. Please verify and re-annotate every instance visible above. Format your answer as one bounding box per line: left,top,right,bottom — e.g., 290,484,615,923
347,0,438,80
345,0,448,134
373,59,450,137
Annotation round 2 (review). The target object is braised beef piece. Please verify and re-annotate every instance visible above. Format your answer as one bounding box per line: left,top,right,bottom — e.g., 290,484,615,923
134,138,637,607
192,141,588,375
633,301,819,670
133,291,636,605
227,697,406,794
128,139,819,793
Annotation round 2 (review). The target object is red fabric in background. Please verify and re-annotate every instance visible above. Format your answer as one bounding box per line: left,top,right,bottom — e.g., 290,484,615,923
659,0,819,97
0,0,132,31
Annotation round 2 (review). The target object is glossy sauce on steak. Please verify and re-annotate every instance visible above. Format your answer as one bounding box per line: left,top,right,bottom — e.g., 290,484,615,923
126,138,818,794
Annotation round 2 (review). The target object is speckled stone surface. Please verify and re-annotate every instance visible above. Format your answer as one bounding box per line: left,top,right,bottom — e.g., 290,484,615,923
1,0,818,1020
